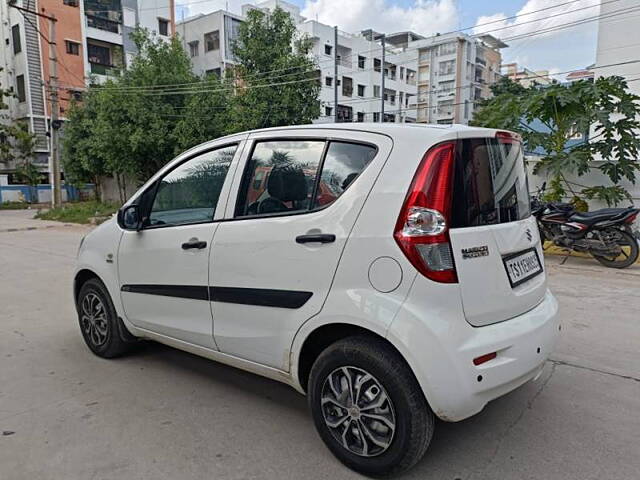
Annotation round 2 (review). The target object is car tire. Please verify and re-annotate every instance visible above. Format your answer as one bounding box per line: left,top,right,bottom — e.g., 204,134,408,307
308,335,434,476
77,278,136,358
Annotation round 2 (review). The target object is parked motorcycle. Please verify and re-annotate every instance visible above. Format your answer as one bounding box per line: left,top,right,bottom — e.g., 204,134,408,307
531,184,640,268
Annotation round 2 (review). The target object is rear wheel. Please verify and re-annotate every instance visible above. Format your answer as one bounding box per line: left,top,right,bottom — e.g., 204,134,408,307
593,230,639,269
308,335,434,476
77,278,136,358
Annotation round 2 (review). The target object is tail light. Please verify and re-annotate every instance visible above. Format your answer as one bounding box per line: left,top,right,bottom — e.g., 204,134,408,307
394,141,458,283
625,212,638,224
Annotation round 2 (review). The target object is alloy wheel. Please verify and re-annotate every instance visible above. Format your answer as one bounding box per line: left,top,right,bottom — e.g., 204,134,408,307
80,292,109,346
320,366,396,457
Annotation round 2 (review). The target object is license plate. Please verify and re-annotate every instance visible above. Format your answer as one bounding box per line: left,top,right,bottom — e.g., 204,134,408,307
502,248,543,288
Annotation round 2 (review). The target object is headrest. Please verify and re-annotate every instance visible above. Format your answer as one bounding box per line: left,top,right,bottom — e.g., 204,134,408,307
267,165,308,202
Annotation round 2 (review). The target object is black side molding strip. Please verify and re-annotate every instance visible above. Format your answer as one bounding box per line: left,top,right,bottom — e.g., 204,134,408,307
121,284,312,309
121,284,209,301
210,286,312,309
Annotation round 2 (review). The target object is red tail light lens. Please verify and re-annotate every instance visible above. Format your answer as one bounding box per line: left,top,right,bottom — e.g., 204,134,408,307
625,213,638,224
394,141,458,283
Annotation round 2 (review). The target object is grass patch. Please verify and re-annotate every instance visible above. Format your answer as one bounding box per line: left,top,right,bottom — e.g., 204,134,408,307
35,201,119,224
0,201,35,210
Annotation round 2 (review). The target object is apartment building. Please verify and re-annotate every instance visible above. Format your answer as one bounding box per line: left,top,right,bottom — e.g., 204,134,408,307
177,9,243,78
177,0,419,123
502,62,551,87
413,32,506,125
0,0,174,176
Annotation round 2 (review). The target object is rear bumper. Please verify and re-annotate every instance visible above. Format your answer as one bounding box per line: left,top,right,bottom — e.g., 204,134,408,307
387,287,560,422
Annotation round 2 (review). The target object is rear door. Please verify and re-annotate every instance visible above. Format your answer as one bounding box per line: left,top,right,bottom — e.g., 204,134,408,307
210,130,392,370
448,134,547,327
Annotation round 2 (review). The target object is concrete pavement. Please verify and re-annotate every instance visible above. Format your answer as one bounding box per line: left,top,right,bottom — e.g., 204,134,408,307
1,211,638,480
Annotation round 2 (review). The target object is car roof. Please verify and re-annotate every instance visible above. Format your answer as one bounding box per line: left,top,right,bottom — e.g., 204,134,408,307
245,122,495,135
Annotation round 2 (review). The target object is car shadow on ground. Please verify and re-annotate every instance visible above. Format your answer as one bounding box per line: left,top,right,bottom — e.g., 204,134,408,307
123,339,550,479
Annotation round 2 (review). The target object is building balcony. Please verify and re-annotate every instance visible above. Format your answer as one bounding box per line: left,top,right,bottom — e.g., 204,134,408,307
86,15,121,34
90,63,121,76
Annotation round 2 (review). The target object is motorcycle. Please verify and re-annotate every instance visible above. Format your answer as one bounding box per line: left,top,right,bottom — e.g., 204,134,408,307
531,183,640,268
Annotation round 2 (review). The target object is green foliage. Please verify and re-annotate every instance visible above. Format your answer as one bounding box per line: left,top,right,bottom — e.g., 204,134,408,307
61,9,321,200
229,7,321,130
35,200,119,224
472,76,640,206
1,72,38,181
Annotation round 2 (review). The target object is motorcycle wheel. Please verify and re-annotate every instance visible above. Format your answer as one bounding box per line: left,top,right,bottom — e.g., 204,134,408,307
592,230,639,269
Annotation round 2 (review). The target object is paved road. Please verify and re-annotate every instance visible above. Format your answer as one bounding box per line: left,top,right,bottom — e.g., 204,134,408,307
1,210,639,480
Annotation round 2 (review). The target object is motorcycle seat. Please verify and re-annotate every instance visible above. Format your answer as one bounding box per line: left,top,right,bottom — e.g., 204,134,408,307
569,208,631,225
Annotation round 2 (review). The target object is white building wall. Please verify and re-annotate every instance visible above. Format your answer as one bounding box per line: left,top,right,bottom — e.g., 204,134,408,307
587,0,640,206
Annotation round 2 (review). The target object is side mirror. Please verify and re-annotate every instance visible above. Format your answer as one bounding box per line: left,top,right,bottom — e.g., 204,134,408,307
118,204,141,231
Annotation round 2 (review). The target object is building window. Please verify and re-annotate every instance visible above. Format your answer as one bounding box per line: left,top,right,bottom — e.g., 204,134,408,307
325,76,333,87
324,44,332,55
357,111,365,122
374,58,381,72
439,42,457,55
205,68,221,77
65,41,80,56
204,31,220,52
188,40,199,57
158,18,169,36
373,85,380,98
357,84,365,97
342,76,353,97
373,112,380,122
16,75,26,103
325,106,333,117
11,25,21,54
88,44,111,65
358,56,366,69
439,60,456,76
63,0,79,6
400,67,404,80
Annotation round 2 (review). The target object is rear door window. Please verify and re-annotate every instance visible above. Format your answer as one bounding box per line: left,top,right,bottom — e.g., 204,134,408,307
235,139,377,217
451,137,531,228
313,142,377,208
236,140,325,216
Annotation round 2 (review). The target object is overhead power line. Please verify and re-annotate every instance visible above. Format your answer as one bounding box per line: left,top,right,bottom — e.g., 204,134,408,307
84,0,622,94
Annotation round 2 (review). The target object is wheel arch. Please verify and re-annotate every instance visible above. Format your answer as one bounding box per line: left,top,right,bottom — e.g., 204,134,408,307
294,322,419,395
74,269,102,304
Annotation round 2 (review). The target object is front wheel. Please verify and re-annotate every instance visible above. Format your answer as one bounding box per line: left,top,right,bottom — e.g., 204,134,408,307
308,336,434,476
593,230,639,269
77,278,136,358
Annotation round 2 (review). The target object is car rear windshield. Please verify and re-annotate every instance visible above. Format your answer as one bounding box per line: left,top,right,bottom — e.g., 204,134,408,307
450,137,531,228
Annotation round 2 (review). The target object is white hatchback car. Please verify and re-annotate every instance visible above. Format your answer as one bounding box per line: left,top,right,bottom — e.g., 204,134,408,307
75,123,559,476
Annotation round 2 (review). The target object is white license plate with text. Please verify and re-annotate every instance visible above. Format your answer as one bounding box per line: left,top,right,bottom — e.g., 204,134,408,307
502,248,543,288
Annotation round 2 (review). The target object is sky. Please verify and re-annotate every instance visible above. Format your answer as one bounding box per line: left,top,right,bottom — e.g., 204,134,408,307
175,0,602,79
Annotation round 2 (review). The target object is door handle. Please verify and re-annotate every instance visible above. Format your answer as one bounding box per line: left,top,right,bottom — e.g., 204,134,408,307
295,234,336,244
182,238,207,250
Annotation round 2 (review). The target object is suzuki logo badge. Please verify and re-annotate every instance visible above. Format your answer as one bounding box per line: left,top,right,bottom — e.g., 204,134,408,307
526,228,533,242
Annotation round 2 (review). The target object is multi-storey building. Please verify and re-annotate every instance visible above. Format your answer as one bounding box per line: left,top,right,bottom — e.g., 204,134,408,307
0,0,174,177
177,0,420,123
502,62,551,87
413,32,506,125
177,9,243,78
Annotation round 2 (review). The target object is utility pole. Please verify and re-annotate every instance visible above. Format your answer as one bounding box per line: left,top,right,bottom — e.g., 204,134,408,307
334,26,338,123
380,33,385,122
48,14,62,208
8,2,61,207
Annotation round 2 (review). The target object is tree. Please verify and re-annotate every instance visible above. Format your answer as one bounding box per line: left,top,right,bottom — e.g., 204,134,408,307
472,76,640,206
62,29,209,202
173,74,231,154
1,70,39,200
230,6,321,131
